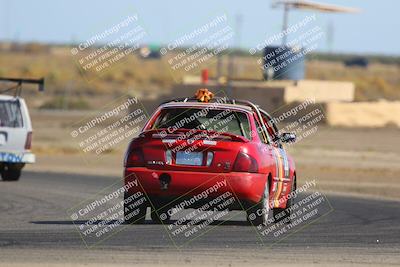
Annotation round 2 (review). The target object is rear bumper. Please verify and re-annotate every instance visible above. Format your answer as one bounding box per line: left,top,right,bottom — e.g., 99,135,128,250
0,151,35,164
124,167,267,207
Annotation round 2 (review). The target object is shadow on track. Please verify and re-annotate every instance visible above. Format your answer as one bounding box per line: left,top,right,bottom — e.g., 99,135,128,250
30,219,250,226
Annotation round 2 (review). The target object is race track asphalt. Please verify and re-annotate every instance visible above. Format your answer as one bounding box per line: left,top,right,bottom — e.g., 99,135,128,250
0,171,399,266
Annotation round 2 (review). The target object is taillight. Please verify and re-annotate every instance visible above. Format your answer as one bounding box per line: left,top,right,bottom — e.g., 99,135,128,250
25,132,32,150
233,152,258,173
125,148,145,167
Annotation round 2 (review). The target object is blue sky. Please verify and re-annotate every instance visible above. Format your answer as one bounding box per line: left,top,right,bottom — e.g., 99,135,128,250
1,0,399,55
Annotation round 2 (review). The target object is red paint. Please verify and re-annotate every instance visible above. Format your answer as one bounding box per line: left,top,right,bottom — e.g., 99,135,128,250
124,102,296,210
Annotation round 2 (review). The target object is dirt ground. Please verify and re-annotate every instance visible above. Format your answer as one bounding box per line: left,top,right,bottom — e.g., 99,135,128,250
27,110,400,201
2,247,400,267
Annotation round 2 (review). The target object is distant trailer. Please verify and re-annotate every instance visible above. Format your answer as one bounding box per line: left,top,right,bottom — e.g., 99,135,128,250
344,57,369,68
263,46,305,81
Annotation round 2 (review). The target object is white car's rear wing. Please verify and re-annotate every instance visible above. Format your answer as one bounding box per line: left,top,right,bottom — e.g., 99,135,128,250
0,77,45,97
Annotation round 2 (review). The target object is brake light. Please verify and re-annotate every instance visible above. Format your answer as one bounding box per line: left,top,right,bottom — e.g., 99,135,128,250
125,148,145,167
25,132,32,150
233,152,258,173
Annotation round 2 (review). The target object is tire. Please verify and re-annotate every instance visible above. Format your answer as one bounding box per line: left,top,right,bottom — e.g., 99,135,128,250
247,178,270,226
150,204,171,224
1,165,22,181
124,192,147,224
273,175,296,223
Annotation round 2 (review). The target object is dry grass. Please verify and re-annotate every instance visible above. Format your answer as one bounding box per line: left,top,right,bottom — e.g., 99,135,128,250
1,48,399,108
306,60,400,101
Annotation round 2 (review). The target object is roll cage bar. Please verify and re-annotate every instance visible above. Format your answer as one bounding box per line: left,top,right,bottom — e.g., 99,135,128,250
160,96,281,144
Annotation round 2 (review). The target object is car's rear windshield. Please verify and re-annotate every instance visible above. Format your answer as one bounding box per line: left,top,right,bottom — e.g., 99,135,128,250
0,100,23,128
152,107,251,139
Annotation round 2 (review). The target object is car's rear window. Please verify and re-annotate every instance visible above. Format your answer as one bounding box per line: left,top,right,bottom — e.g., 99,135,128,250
152,107,251,139
0,100,23,128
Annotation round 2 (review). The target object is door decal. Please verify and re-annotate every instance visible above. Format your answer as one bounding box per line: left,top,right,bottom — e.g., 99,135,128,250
271,147,290,207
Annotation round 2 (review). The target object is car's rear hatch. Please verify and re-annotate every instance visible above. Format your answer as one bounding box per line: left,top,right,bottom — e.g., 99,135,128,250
138,130,248,173
0,98,28,153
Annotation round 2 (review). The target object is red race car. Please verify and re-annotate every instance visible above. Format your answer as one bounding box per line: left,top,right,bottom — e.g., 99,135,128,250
123,90,297,226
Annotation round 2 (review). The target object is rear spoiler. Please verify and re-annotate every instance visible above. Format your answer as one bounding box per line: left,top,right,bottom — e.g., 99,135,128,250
0,77,45,97
142,129,248,143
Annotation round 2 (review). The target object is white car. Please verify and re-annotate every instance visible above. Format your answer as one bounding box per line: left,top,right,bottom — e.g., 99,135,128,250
0,95,35,181
0,77,43,181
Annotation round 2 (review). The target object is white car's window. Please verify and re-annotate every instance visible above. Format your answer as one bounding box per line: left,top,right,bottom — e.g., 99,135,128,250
0,100,23,128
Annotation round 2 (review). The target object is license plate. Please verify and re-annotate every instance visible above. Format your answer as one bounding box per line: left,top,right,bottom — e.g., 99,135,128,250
176,151,203,166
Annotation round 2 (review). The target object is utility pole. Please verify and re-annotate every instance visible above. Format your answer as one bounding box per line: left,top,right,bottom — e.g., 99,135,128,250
227,14,243,97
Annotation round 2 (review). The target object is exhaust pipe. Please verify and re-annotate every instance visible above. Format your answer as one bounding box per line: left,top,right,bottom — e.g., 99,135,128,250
159,173,171,190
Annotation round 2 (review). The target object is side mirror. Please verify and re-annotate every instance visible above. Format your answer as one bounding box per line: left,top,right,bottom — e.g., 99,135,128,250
280,132,296,143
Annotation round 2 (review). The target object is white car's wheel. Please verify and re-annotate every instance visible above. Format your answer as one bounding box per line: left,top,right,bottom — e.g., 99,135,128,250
1,165,22,181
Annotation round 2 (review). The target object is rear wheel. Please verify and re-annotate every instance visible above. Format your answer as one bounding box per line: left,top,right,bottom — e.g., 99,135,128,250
150,203,171,224
247,178,270,226
1,164,23,181
273,175,296,223
124,193,147,224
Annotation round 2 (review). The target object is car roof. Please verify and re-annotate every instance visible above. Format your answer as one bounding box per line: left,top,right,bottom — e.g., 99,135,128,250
0,94,20,101
159,102,253,113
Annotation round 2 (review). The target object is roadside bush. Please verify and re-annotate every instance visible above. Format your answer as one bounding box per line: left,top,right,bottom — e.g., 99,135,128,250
39,96,90,110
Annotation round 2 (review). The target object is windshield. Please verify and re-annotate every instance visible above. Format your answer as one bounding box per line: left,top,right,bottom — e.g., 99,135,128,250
0,100,24,128
152,107,251,139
